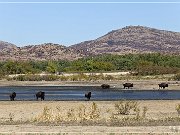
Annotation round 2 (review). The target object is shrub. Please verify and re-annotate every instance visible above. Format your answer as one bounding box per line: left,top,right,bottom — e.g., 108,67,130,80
89,102,100,119
33,106,53,122
104,75,114,80
176,104,180,115
114,101,138,115
173,74,180,81
66,108,77,121
59,75,68,81
77,102,100,121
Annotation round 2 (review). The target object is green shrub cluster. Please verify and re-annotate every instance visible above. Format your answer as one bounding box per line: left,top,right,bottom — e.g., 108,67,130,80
0,53,180,76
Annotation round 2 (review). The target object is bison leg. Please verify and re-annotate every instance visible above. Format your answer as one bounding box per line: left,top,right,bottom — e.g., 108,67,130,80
41,97,44,101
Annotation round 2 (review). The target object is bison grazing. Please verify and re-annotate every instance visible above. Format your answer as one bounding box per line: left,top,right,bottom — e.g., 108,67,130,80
85,92,91,100
9,92,16,101
123,83,133,89
101,84,110,89
158,83,168,89
36,91,45,101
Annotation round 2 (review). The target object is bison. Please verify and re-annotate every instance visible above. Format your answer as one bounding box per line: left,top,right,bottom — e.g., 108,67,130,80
158,83,168,89
101,84,110,89
9,92,16,101
36,91,45,101
85,92,91,100
123,83,133,89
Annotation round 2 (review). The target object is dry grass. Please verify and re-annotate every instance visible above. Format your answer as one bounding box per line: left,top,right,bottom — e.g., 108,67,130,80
32,102,101,124
0,100,179,127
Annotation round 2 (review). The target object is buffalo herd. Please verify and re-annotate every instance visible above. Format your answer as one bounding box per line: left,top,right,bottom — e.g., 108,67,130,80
100,83,169,90
8,82,169,101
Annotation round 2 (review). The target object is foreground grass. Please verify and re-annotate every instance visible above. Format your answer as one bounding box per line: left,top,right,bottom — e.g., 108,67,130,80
1,101,180,127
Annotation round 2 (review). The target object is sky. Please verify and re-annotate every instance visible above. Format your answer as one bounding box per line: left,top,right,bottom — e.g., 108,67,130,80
0,0,180,46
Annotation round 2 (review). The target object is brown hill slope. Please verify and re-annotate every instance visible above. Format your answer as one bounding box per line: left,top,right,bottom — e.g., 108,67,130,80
0,41,18,52
0,42,81,61
70,26,180,56
1,26,180,61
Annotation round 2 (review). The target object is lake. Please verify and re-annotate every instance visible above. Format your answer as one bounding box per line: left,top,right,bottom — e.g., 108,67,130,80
0,86,180,101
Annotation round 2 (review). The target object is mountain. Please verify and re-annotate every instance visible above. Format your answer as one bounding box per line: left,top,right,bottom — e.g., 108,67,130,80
70,26,180,55
0,42,81,61
1,26,180,61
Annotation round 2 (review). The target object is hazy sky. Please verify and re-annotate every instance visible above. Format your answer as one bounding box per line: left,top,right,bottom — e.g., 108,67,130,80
0,0,180,46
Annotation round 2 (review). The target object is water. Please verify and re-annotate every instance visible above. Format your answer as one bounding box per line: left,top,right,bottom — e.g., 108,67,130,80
0,86,180,101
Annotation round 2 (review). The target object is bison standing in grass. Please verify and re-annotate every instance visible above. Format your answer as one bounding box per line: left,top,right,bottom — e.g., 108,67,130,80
85,92,91,100
158,83,168,89
9,92,16,101
101,84,110,89
123,83,133,89
36,91,45,101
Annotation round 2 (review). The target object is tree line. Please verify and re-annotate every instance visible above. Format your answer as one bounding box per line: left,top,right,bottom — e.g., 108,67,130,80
0,53,180,77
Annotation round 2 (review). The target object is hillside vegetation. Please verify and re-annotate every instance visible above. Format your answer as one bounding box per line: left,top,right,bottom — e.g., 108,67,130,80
0,53,180,78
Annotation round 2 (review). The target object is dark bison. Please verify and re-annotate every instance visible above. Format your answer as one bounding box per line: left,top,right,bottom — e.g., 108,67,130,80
123,83,133,89
85,92,91,100
9,92,16,101
101,84,110,89
158,83,168,89
36,91,45,101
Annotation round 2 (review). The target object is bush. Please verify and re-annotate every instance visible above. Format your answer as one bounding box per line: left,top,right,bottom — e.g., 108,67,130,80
32,102,100,123
173,74,180,81
114,101,138,115
176,104,180,115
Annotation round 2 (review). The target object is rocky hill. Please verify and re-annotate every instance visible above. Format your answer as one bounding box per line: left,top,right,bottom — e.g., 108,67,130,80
70,26,180,55
0,41,18,52
0,42,81,61
0,26,180,61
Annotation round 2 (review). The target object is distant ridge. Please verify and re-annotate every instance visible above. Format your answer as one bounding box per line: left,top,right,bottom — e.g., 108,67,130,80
70,26,180,56
1,26,180,61
0,42,81,61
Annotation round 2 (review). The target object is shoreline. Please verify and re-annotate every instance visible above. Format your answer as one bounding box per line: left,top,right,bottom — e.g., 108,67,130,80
0,80,179,90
